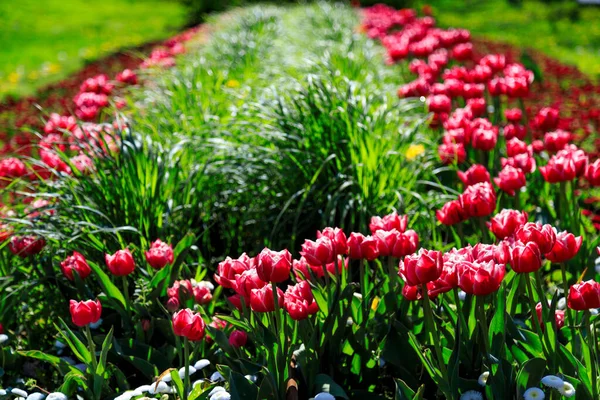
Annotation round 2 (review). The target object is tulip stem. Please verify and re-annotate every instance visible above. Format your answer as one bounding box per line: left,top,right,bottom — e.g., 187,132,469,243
84,325,97,373
387,257,396,290
560,263,577,342
122,276,131,311
183,337,190,400
585,311,599,399
421,287,446,376
476,296,491,360
271,281,285,399
525,274,541,334
453,288,468,343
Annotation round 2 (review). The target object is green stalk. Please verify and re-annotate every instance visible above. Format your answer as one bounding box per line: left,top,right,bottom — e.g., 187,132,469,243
271,281,285,400
453,288,468,344
560,263,577,341
84,325,98,373
421,287,447,376
476,296,491,360
585,311,598,399
183,337,190,400
524,274,541,335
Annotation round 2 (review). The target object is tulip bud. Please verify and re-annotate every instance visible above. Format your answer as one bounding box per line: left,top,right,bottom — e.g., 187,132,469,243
250,285,284,313
347,233,380,260
234,269,267,299
545,231,582,263
457,164,490,187
457,261,505,296
284,281,319,320
399,249,443,287
374,229,419,258
69,299,102,327
369,212,408,234
438,142,466,165
488,209,528,239
535,302,565,330
172,309,206,341
436,200,466,225
459,182,496,218
193,286,213,305
494,165,526,196
317,227,349,255
166,296,180,312
568,280,600,310
9,235,46,257
402,283,422,301
516,223,556,254
229,330,248,348
586,159,600,186
145,239,174,270
510,241,542,273
256,248,292,283
300,237,335,266
105,249,135,276
504,108,522,123
60,251,91,281
215,253,252,289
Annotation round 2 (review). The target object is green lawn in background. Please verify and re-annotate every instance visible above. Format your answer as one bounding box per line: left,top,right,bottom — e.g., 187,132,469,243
0,0,186,98
423,0,600,78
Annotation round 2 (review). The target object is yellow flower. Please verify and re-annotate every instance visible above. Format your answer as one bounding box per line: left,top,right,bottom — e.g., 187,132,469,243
405,144,425,160
8,72,20,84
225,79,240,88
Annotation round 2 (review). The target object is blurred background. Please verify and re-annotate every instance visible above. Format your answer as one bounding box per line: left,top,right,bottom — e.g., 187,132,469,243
1,0,599,101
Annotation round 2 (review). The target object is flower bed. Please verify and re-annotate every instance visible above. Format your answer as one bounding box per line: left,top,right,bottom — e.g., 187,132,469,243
1,3,600,400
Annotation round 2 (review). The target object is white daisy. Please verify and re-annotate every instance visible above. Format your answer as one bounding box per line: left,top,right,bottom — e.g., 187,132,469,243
541,375,564,389
558,382,575,397
524,387,545,400
459,390,483,400
478,371,490,386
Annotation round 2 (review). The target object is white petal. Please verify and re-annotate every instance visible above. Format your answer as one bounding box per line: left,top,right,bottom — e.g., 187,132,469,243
178,365,197,378
134,384,151,394
244,375,257,382
46,394,68,400
210,372,225,382
210,392,231,400
459,390,483,400
541,375,564,389
0,334,9,344
478,371,490,386
0,390,6,396
194,359,210,370
149,381,172,394
160,373,172,383
209,386,226,396
114,392,134,400
523,387,545,400
27,394,46,400
11,389,29,397
314,393,336,400
559,382,575,397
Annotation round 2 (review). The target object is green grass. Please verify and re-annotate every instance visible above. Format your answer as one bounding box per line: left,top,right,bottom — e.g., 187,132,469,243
0,0,185,98
424,0,600,78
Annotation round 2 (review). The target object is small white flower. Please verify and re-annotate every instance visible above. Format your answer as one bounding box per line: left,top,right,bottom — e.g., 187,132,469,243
314,393,335,400
353,292,363,300
195,281,214,290
179,366,197,378
558,382,575,397
0,334,9,345
557,297,566,310
541,375,564,389
459,390,483,400
458,290,467,301
89,319,103,329
293,344,306,358
114,391,134,400
27,393,46,400
194,359,210,370
210,391,231,400
192,379,204,388
591,309,599,315
46,393,67,400
0,389,6,395
210,372,224,382
523,387,545,400
134,384,151,394
209,386,226,396
346,317,353,326
478,371,490,386
149,381,172,394
245,375,257,382
160,373,172,383
11,389,28,398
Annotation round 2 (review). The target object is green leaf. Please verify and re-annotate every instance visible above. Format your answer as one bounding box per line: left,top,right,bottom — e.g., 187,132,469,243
228,368,258,400
171,370,185,399
516,358,546,398
88,260,126,307
394,378,415,400
314,374,349,399
56,319,92,364
19,350,82,376
96,326,114,376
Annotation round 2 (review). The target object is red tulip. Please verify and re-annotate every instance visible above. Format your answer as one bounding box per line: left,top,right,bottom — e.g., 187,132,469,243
534,107,560,132
0,157,27,180
227,294,243,311
369,211,408,234
503,123,527,140
516,222,556,254
105,249,135,276
60,251,91,281
250,285,284,313
459,182,496,218
9,235,46,257
457,164,490,187
234,268,267,299
545,231,582,263
544,130,571,153
479,54,506,72
215,253,252,289
510,241,542,273
504,108,522,123
467,98,486,117
487,77,506,96
558,145,588,177
347,233,380,260
167,280,194,300
568,280,600,310
505,76,529,98
399,249,443,287
193,286,213,305
284,281,319,320
471,128,498,151
427,94,452,114
539,154,576,183
451,43,473,61
166,296,180,312
402,283,422,301
229,330,248,348
488,209,528,239
256,248,292,283
506,138,529,157
586,159,600,186
172,309,206,341
501,153,536,174
436,200,466,225
69,299,102,327
116,69,138,85
438,142,466,165
145,239,174,270
535,302,565,330
374,229,419,258
457,261,505,296
494,165,526,196
317,227,349,255
300,237,335,266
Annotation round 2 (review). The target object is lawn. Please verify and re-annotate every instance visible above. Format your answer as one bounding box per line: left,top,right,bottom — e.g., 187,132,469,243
425,0,600,78
0,0,185,99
